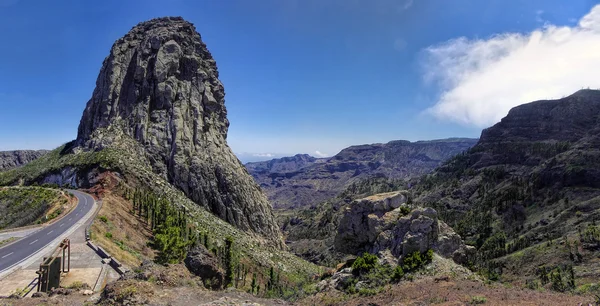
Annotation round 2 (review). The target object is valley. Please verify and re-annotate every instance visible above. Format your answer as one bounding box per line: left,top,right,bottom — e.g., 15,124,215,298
0,6,599,306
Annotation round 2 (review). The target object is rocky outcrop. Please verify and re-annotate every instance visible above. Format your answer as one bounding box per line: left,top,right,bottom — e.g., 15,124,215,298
334,191,408,253
74,17,281,244
0,150,48,171
184,245,225,289
246,138,477,209
335,192,472,264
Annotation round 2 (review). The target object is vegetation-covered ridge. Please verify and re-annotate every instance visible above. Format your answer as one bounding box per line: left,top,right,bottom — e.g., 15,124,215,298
0,186,70,230
0,141,123,186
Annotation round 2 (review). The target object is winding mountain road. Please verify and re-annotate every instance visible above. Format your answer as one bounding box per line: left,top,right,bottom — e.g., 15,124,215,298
0,190,96,273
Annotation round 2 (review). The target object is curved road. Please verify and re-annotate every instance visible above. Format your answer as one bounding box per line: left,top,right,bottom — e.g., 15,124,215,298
0,190,95,272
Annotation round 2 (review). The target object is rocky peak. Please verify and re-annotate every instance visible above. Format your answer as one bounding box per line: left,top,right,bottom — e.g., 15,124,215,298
75,17,282,246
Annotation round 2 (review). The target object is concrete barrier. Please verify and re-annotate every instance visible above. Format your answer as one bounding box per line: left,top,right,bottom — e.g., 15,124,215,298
96,246,111,259
111,257,122,268
86,241,99,252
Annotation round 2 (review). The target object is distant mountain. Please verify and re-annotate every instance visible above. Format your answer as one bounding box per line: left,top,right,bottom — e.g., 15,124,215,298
0,150,48,171
246,138,478,209
245,154,324,174
414,89,600,284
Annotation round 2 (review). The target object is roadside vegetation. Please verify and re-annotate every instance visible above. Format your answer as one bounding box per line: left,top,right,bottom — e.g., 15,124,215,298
0,186,69,230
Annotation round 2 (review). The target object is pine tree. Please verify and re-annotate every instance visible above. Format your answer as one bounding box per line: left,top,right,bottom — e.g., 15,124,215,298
224,237,235,287
250,273,257,295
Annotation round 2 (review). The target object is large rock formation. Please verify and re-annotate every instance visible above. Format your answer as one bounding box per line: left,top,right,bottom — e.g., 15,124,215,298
0,150,48,171
74,17,281,243
335,191,472,264
246,138,478,209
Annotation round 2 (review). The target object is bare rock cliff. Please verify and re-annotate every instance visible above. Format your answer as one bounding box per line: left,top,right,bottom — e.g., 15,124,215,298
75,17,281,244
0,150,48,171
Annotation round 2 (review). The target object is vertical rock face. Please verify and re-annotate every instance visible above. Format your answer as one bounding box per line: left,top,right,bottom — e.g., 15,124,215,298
75,17,281,244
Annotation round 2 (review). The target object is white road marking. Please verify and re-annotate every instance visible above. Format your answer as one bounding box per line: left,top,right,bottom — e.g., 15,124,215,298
29,239,38,245
47,230,54,235
68,218,72,221
59,223,64,227
1,252,13,259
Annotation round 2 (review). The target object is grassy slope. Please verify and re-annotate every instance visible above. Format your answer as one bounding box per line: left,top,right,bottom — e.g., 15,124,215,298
0,187,69,230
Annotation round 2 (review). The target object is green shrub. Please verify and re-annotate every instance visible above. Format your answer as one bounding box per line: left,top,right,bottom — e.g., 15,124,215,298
550,268,566,292
402,249,433,273
399,206,411,216
105,232,113,239
470,295,487,304
352,252,379,275
99,215,108,223
391,265,404,282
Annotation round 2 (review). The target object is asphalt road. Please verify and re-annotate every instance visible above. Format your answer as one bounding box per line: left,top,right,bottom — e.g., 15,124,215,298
0,190,95,272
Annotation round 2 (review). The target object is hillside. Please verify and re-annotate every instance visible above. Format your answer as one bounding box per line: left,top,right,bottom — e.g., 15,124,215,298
0,150,48,171
0,186,71,230
413,89,600,289
246,138,477,210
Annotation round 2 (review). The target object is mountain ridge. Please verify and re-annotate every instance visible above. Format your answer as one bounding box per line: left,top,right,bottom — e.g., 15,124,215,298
246,138,478,210
0,150,48,171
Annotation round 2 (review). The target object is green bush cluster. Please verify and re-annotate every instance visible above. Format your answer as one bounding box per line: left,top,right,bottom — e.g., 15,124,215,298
537,265,576,292
351,252,379,275
581,225,600,244
336,250,435,294
401,249,433,273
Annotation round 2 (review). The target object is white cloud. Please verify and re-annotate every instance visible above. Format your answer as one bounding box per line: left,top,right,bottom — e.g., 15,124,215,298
402,0,413,10
252,153,275,157
314,150,329,158
422,5,600,127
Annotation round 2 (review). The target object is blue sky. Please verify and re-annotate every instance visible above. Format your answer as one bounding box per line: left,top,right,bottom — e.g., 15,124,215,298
1,0,599,162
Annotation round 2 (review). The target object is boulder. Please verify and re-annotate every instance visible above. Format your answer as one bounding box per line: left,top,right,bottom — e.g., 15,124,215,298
335,192,471,264
31,292,48,298
334,191,408,254
184,245,225,289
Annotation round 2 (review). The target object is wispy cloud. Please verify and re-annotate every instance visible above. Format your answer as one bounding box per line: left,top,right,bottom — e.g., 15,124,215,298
402,0,413,11
422,4,600,127
252,153,275,158
314,150,329,157
535,10,545,23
